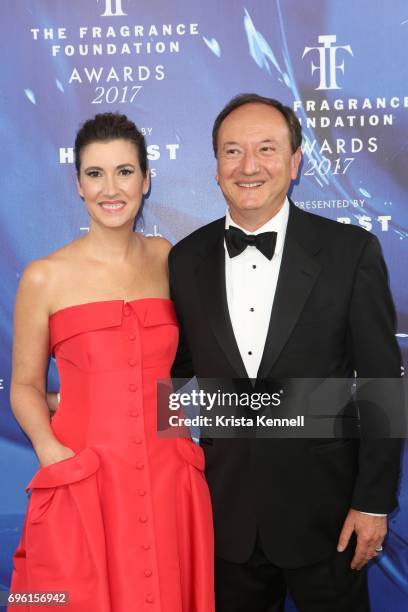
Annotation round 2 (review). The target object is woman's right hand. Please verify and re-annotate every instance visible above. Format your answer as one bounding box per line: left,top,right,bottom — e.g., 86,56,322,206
35,441,76,468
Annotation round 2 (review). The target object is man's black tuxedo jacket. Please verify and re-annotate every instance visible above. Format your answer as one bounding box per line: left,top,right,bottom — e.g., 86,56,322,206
168,202,402,569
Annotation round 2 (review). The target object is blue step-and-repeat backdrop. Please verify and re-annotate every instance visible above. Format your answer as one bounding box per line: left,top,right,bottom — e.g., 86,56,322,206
1,1,407,609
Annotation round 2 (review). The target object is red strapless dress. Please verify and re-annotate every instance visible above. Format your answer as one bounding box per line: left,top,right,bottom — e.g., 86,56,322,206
10,298,214,612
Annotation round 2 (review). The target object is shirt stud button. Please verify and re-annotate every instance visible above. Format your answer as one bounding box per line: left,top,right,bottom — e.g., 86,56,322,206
144,569,152,577
136,462,144,470
139,514,148,523
252,265,257,269
142,544,150,550
130,411,139,418
146,594,154,603
248,351,253,355
250,307,254,312
124,307,131,317
128,384,137,392
138,488,146,496
128,359,136,367
129,333,136,341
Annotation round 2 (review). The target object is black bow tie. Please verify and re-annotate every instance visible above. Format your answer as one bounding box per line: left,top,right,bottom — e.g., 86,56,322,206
225,226,277,260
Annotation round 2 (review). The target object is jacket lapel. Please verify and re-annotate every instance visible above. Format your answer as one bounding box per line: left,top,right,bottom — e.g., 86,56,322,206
197,220,248,378
257,204,322,379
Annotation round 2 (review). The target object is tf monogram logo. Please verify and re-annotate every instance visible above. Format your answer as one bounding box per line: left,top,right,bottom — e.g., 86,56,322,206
302,35,353,90
98,0,128,17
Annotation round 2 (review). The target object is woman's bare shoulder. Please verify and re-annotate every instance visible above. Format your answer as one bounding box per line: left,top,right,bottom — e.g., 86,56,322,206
19,239,85,291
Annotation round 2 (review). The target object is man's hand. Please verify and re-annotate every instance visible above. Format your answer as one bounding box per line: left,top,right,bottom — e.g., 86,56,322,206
337,509,387,570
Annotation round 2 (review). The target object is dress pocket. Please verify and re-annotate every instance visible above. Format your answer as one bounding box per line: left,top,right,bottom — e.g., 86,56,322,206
18,448,110,607
26,448,100,524
176,438,205,471
27,447,100,490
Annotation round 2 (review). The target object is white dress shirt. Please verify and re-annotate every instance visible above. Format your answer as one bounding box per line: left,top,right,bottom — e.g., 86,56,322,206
225,198,289,380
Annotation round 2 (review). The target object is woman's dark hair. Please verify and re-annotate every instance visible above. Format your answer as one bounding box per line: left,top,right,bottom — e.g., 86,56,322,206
74,113,148,176
212,93,302,156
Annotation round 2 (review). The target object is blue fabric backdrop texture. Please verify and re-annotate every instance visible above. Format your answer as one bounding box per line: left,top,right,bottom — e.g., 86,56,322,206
0,1,407,610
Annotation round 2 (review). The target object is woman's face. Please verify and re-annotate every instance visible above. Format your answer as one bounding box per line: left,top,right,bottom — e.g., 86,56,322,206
76,138,149,228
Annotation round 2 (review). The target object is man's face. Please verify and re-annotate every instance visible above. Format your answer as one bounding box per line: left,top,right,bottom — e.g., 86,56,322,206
216,103,301,226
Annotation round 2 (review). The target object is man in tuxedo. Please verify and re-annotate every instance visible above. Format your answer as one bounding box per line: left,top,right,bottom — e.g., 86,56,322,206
168,94,402,611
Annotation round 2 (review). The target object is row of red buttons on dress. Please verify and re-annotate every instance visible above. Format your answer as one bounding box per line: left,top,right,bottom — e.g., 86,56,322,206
125,305,156,605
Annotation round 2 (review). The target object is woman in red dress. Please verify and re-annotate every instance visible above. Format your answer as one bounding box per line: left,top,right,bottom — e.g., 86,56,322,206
9,113,214,611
